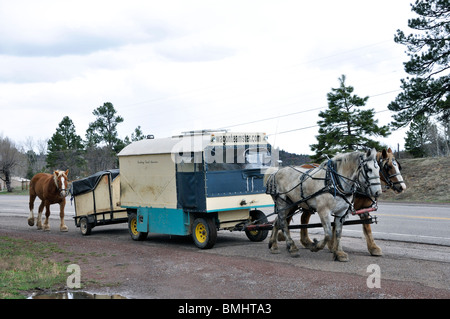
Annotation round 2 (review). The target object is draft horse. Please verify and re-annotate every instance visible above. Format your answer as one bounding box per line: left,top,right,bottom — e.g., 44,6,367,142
28,170,70,232
299,148,406,256
264,149,382,262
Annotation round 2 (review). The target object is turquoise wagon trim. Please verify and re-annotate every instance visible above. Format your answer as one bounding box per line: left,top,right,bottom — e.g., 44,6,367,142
124,206,191,236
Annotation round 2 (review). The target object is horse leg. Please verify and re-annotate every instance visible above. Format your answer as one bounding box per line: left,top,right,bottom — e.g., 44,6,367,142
36,201,45,230
59,200,68,232
282,216,300,257
310,210,332,253
361,215,382,256
331,216,348,262
300,210,315,250
28,192,37,227
43,201,51,231
268,217,281,254
275,199,299,257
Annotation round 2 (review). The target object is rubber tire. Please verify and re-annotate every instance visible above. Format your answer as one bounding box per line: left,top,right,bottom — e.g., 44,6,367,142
128,212,148,241
192,217,217,249
79,217,92,236
245,210,269,242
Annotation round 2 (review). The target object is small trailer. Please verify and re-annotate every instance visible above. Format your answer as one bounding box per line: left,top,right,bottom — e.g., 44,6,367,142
118,130,275,249
71,169,127,235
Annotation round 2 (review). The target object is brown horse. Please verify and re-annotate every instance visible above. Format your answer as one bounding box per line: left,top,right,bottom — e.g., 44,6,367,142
28,170,69,232
280,148,406,256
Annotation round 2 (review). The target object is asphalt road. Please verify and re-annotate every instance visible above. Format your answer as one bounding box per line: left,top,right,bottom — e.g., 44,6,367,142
1,195,449,299
2,195,449,246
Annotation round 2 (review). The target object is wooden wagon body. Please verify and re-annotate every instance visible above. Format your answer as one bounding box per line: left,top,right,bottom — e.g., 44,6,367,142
71,169,127,235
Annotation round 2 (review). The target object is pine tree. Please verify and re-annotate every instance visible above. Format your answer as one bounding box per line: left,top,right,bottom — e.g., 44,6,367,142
86,102,125,153
388,0,450,127
404,115,430,157
47,116,85,174
310,75,390,161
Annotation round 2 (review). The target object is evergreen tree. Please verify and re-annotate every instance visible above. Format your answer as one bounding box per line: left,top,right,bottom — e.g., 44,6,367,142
404,115,430,157
388,0,450,127
86,102,125,153
46,116,85,175
310,75,390,161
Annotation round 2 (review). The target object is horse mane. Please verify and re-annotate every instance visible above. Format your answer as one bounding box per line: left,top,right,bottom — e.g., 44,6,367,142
332,151,363,179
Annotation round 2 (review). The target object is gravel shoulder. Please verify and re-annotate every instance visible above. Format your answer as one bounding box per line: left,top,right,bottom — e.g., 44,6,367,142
1,215,449,299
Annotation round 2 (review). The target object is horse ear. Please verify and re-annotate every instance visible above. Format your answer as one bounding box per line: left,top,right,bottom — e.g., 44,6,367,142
366,148,374,158
65,169,69,177
53,171,58,177
382,149,388,159
387,147,393,153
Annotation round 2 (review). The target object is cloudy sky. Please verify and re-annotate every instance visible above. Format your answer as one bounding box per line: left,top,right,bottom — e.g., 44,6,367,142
0,0,415,155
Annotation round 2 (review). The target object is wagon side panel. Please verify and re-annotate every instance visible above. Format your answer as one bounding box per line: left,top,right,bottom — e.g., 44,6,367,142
119,154,178,209
93,175,113,213
74,192,94,217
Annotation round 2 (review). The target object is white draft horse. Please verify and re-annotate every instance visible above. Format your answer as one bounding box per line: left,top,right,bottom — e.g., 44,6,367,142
28,170,70,232
264,149,382,261
298,148,406,256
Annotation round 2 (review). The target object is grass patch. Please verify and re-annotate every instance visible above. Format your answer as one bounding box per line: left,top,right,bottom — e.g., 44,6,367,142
0,236,70,299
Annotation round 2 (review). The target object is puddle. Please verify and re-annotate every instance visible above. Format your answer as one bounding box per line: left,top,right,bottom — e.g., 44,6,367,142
28,291,127,299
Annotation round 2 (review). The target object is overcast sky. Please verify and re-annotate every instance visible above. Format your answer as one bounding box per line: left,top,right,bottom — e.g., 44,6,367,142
0,0,415,155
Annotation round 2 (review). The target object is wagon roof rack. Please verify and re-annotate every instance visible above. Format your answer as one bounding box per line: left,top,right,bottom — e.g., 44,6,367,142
176,129,228,137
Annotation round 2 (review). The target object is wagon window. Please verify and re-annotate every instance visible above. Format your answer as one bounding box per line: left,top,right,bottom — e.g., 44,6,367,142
244,147,271,168
205,146,271,171
175,152,203,172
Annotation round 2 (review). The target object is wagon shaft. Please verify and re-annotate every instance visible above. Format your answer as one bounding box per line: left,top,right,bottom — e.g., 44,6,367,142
244,216,377,232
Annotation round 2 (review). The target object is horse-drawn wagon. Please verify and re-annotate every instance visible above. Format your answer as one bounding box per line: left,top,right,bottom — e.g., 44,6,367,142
71,169,127,235
117,130,274,249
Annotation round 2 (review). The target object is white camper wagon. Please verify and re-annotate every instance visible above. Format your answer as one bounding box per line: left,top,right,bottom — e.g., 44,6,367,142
117,130,275,249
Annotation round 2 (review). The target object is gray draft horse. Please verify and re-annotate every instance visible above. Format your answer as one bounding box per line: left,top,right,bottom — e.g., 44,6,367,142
264,149,382,261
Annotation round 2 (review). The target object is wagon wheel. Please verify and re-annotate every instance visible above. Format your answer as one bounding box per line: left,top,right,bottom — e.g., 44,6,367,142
79,217,92,236
245,210,269,242
128,212,148,241
192,217,217,249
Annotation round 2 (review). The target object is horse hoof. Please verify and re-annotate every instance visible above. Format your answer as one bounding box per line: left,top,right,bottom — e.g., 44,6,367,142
43,226,50,231
269,247,280,254
27,218,35,226
289,250,300,258
369,247,383,256
60,226,69,232
334,252,349,262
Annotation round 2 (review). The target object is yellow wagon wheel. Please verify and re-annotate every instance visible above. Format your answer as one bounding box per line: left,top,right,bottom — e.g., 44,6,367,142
128,212,148,241
192,217,217,249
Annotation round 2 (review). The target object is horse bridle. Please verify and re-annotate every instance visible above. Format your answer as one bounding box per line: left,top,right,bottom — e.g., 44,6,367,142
355,155,381,198
378,157,403,192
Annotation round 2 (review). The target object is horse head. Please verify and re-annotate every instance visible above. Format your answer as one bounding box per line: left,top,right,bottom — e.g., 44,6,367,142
54,169,69,197
378,148,406,193
358,148,382,198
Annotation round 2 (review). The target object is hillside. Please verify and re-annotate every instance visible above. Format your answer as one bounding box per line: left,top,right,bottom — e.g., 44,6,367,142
379,156,450,203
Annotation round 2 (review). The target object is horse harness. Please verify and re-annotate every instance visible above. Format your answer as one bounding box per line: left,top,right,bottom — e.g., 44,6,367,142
266,155,380,220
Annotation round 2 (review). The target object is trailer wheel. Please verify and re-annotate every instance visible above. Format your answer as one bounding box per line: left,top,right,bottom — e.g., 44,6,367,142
128,212,148,241
192,217,217,249
79,217,92,236
245,210,269,242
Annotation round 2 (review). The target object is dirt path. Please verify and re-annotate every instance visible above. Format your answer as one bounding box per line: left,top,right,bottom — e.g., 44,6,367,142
1,217,449,299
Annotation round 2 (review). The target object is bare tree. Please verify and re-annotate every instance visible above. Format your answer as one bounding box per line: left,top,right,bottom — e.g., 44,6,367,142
0,136,22,192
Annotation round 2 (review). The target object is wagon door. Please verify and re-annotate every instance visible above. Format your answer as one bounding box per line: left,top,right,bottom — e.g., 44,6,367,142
175,152,206,212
